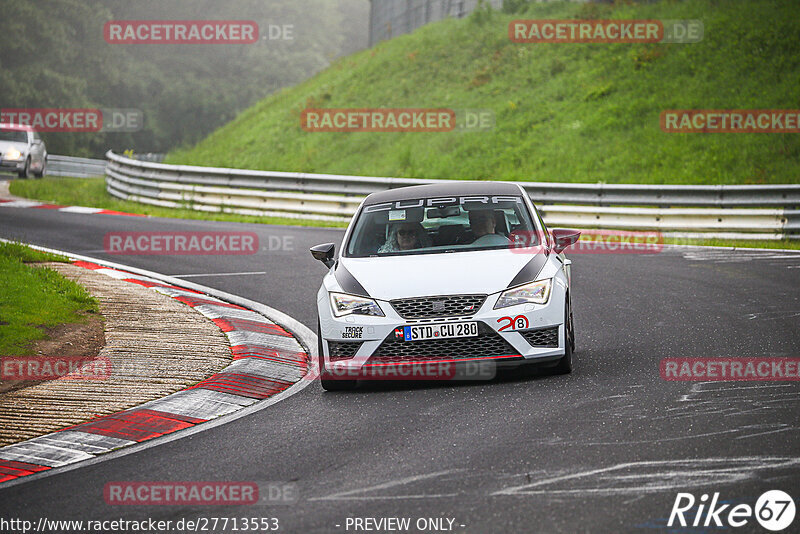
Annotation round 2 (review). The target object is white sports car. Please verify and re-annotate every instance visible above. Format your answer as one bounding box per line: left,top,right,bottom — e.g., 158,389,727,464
311,182,580,390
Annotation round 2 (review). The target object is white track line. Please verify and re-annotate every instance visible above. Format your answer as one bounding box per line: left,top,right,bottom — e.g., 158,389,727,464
170,271,268,278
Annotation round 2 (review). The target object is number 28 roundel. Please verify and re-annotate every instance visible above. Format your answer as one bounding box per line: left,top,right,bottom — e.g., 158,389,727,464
497,315,529,332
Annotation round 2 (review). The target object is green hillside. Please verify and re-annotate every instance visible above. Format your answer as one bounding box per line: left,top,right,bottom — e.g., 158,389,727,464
167,0,800,185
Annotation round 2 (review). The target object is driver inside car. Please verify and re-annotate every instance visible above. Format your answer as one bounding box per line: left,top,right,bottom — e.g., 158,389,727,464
468,209,510,246
378,222,432,253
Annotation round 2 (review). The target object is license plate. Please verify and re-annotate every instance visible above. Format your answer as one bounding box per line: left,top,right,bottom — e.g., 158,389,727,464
402,322,478,341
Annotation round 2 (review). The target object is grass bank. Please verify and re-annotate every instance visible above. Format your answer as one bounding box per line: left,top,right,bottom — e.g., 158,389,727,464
167,0,800,185
0,242,99,356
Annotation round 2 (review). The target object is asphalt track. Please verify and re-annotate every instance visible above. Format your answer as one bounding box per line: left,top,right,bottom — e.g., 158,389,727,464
1,205,799,533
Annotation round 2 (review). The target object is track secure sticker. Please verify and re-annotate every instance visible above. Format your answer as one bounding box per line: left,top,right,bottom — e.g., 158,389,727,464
389,210,406,221
342,326,363,339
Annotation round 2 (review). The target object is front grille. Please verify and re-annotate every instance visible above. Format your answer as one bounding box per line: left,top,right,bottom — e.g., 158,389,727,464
328,341,362,361
370,322,518,363
519,327,559,348
390,294,486,319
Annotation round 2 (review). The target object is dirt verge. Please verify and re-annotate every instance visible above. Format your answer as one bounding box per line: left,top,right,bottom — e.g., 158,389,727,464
0,312,105,395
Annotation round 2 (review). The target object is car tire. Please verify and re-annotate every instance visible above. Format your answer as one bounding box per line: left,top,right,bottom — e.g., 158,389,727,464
17,158,30,179
33,158,46,178
318,321,357,391
551,300,573,375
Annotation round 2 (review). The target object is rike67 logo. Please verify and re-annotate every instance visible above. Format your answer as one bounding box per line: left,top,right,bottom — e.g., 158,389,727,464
669,490,795,531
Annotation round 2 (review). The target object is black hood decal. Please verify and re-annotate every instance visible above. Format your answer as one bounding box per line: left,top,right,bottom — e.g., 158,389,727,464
335,263,370,297
507,251,548,288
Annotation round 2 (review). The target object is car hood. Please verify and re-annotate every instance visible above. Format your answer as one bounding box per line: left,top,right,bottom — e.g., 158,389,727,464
0,141,28,153
338,249,546,300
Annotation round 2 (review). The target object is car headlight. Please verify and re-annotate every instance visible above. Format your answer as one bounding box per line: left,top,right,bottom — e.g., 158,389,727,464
4,147,22,160
330,292,384,317
494,279,552,309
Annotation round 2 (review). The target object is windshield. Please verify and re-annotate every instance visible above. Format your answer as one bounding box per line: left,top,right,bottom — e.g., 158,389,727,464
346,195,539,257
0,130,28,143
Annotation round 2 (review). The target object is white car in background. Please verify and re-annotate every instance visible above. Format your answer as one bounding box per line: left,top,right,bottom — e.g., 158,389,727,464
311,182,580,391
0,124,47,178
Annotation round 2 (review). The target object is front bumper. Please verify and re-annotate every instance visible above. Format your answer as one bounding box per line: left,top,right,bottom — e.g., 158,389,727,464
317,283,567,374
0,158,25,171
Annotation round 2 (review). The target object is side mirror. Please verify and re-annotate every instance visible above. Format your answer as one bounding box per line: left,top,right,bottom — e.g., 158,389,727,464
310,243,336,268
551,229,581,255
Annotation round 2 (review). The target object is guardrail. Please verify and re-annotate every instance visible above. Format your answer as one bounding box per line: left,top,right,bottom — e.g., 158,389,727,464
105,151,799,240
48,155,107,178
